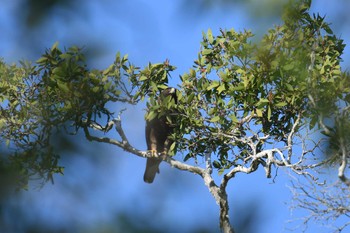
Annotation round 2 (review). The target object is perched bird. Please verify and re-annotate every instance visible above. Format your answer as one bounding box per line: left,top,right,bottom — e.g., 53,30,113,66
144,87,177,183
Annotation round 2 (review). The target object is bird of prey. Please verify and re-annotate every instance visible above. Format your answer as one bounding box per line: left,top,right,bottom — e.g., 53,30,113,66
144,87,177,183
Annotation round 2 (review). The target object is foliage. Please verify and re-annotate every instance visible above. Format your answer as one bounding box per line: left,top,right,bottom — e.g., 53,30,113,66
1,0,350,231
0,43,138,187
154,1,348,173
1,0,349,188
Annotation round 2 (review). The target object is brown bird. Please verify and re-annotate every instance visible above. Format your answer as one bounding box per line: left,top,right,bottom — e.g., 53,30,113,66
144,87,177,183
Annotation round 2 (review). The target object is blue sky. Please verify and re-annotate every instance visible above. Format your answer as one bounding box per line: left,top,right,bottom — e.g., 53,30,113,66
1,0,350,232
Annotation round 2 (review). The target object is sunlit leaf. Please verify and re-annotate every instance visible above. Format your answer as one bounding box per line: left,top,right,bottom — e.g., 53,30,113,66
267,106,271,121
207,28,214,44
51,41,59,51
202,49,213,55
256,109,263,117
210,116,220,122
207,81,220,90
275,102,287,107
217,84,226,94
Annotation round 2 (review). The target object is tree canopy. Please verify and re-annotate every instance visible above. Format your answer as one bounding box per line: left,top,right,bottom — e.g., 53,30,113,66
1,0,350,232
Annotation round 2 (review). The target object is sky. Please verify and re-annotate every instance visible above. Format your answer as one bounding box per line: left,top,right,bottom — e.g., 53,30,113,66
1,0,350,233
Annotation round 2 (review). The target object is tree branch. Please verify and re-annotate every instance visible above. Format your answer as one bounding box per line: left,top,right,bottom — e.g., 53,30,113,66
288,176,350,232
83,117,236,232
82,117,206,177
287,112,302,162
338,137,350,187
80,110,320,233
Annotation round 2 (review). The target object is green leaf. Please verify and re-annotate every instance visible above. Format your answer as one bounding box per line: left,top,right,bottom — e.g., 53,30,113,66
210,116,220,122
207,28,214,44
168,142,176,156
218,168,225,176
323,24,333,34
283,63,294,71
184,153,192,161
285,83,294,91
57,81,69,93
52,67,65,77
0,119,6,129
207,81,220,90
208,108,216,115
51,41,59,51
256,98,269,108
36,56,48,64
202,49,213,55
59,53,72,60
146,110,158,121
103,64,115,75
139,75,148,81
275,102,287,107
157,84,168,90
199,56,206,66
332,69,341,75
256,109,263,117
267,106,271,121
122,54,129,62
229,114,238,123
92,86,100,93
217,84,226,94
320,66,325,74
231,83,245,91
243,77,249,88
213,160,221,168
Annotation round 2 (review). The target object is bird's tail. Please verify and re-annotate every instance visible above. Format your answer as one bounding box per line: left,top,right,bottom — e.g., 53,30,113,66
143,158,161,183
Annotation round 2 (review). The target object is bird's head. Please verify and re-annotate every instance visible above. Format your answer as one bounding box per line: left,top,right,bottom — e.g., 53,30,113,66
159,87,177,104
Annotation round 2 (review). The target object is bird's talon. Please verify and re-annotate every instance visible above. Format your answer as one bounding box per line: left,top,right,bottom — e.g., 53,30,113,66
149,150,157,157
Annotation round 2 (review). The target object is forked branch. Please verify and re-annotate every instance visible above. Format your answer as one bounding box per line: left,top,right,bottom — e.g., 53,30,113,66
80,110,320,233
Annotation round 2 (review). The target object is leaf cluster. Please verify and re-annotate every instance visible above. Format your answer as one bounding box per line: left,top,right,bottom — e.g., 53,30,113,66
167,2,349,172
0,43,138,187
133,59,176,102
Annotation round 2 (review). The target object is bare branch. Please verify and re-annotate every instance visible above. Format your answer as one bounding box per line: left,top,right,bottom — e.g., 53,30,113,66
338,137,350,187
83,122,146,158
287,112,302,162
166,157,205,176
83,114,236,232
288,176,350,233
85,115,237,232
82,116,208,179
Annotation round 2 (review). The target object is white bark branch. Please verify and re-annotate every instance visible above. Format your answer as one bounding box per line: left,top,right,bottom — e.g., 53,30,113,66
338,137,350,187
80,109,322,233
82,117,235,232
83,118,207,177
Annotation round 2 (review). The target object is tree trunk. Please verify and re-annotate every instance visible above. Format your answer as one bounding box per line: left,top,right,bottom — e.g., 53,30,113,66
219,190,235,233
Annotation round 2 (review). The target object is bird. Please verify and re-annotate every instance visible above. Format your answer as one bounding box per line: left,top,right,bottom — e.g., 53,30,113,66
144,87,177,183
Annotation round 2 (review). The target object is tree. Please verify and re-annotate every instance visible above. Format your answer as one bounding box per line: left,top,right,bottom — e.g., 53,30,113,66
1,0,349,232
